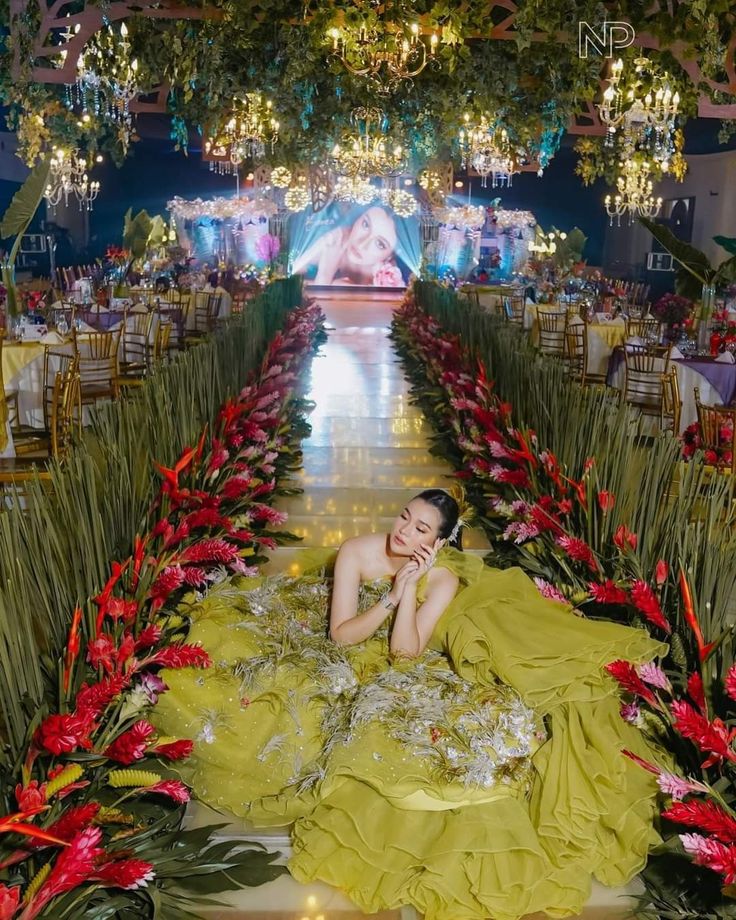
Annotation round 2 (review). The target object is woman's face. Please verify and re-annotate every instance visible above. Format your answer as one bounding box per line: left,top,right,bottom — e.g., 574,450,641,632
343,207,398,274
388,499,443,557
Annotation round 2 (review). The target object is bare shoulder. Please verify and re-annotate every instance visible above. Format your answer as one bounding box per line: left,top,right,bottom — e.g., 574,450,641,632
427,564,459,592
336,534,387,577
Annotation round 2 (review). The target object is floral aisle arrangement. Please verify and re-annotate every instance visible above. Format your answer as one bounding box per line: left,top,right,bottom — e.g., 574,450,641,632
391,287,736,918
0,300,326,918
682,417,734,468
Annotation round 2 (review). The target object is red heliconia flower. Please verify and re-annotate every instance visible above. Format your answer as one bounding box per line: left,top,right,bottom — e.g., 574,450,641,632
163,521,191,549
671,699,736,768
725,664,736,702
145,780,190,803
63,606,83,694
115,633,136,671
22,826,104,919
47,803,100,842
146,644,212,670
75,674,129,720
589,580,629,605
655,559,670,586
152,739,194,761
134,624,162,652
556,535,598,572
0,884,20,920
528,504,563,535
36,713,95,756
131,535,147,590
613,524,638,551
606,660,659,705
181,539,239,565
630,580,671,634
597,490,616,513
92,858,155,890
687,673,706,714
149,565,185,603
103,721,156,765
87,634,116,673
663,799,736,843
15,780,46,811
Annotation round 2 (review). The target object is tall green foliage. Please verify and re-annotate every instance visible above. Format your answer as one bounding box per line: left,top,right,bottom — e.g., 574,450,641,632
0,276,302,763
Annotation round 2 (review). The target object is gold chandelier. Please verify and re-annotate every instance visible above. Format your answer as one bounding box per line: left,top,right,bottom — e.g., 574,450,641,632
204,93,279,175
604,158,662,226
329,107,407,179
458,115,518,188
327,6,438,93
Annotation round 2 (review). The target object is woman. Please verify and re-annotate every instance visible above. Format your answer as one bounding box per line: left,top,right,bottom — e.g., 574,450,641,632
154,490,666,920
292,205,405,286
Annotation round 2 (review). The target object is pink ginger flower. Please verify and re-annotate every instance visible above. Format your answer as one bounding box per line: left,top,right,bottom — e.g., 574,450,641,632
637,662,672,692
533,578,567,604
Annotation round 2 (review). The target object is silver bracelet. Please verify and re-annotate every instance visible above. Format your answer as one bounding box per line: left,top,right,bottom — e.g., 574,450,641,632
381,591,397,610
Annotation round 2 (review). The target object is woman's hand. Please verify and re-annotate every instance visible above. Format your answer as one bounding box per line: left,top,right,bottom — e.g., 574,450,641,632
386,560,420,605
407,538,445,583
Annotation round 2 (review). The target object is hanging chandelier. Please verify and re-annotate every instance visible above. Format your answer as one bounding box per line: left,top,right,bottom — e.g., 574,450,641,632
333,175,379,205
604,159,662,226
329,107,407,179
598,56,680,172
458,115,517,188
327,5,438,94
204,94,280,175
44,148,101,212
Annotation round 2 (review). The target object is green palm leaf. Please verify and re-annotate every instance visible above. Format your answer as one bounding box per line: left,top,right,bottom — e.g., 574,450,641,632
0,157,51,240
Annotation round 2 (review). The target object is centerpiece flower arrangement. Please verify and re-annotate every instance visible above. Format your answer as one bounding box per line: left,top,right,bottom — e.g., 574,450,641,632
682,417,734,467
708,308,736,355
652,292,694,327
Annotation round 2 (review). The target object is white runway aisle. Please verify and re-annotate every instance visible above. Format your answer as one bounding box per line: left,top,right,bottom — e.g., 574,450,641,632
197,292,642,920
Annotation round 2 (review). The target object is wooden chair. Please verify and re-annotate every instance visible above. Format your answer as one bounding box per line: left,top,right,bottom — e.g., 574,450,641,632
156,296,187,351
625,317,663,343
537,310,567,358
14,351,80,455
503,294,525,326
564,319,608,387
185,292,223,345
117,311,154,388
153,319,173,363
694,387,736,474
623,344,671,423
660,366,682,435
0,367,82,487
72,327,122,405
0,331,20,429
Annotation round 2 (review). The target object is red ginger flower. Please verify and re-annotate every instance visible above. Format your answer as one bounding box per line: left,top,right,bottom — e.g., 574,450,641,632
630,580,671,634
15,780,46,811
671,699,736,768
680,834,736,883
147,644,211,669
76,674,129,720
725,663,736,702
687,673,706,713
135,624,162,651
181,538,239,565
589,580,629,605
556,535,598,572
150,565,185,602
655,559,669,586
87,634,116,673
152,739,194,761
664,800,736,843
92,858,155,890
182,566,208,587
185,508,226,530
221,475,254,500
606,660,658,706
146,780,190,803
47,804,100,842
36,713,94,755
104,721,156,764
0,884,20,920
23,826,104,919
106,597,138,624
597,490,615,513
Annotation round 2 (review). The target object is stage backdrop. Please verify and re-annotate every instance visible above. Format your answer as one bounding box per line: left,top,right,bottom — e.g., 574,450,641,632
289,200,421,288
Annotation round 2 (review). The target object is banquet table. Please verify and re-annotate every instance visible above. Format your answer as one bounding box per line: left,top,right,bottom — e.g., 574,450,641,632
527,308,627,376
607,347,736,433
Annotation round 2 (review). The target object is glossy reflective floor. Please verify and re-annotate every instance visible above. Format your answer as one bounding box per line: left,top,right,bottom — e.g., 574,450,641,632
199,293,640,919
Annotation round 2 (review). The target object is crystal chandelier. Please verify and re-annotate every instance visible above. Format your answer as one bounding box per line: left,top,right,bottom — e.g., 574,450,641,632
204,94,280,175
333,175,378,205
329,107,407,179
44,148,101,212
604,159,662,226
458,115,517,188
68,22,139,131
327,6,438,94
598,56,680,171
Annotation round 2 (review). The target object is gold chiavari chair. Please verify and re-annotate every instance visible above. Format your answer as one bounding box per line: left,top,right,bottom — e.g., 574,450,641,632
503,294,525,326
117,310,154,388
660,366,682,435
0,331,20,429
0,366,82,488
537,310,567,358
185,291,223,346
623,344,672,423
694,387,736,475
153,319,173,363
72,327,122,405
14,351,79,454
625,317,663,342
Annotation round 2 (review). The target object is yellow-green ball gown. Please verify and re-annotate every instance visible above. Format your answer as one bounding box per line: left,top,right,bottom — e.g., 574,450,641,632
153,547,667,920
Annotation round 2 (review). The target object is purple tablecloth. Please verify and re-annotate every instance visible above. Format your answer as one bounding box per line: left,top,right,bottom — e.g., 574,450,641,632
607,349,736,406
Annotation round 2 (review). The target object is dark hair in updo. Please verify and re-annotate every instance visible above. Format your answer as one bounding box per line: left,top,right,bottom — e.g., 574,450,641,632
414,489,462,550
